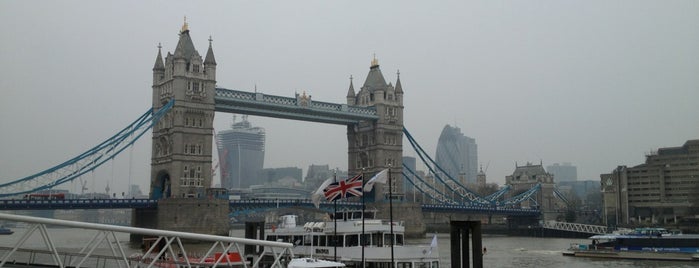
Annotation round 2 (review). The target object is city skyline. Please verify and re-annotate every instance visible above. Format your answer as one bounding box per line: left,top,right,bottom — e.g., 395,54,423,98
1,1,698,196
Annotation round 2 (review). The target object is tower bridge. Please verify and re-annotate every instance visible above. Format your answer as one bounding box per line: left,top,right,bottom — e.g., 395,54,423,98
0,22,551,239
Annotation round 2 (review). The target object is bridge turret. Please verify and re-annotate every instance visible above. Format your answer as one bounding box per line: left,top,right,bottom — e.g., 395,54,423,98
346,75,356,105
152,44,165,86
395,70,403,103
204,36,217,81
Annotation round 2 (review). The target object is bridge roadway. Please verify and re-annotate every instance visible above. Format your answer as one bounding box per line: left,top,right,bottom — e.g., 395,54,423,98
0,198,540,216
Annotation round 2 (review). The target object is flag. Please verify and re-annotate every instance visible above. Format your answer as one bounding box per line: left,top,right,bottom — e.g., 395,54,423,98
324,174,363,202
363,169,389,192
428,233,438,255
311,178,334,208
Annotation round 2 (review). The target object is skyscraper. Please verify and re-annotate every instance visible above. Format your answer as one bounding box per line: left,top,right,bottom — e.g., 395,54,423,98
547,162,578,182
216,115,265,189
434,125,478,184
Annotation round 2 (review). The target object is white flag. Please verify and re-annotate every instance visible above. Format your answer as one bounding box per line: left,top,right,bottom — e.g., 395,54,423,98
311,178,333,208
428,233,438,255
363,169,389,192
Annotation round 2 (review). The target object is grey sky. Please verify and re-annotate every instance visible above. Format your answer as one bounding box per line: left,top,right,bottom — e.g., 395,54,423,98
1,1,698,196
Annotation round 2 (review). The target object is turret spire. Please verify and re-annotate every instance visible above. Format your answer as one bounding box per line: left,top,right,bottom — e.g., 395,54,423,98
346,75,355,98
204,35,217,65
153,43,165,71
395,69,403,94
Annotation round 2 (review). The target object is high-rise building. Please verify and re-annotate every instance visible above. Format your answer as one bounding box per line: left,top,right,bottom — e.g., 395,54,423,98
216,115,265,189
434,125,478,184
547,162,578,182
601,140,699,227
402,156,417,193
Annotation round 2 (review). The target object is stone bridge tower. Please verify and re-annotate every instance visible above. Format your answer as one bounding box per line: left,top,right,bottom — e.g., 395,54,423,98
133,21,228,239
150,21,216,199
346,57,404,202
346,58,425,236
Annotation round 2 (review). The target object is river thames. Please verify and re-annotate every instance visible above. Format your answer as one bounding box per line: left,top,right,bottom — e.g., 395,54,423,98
0,227,695,267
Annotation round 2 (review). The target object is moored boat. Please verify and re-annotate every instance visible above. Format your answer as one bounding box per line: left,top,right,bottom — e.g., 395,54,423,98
262,209,440,268
0,226,13,235
288,257,346,268
563,227,699,261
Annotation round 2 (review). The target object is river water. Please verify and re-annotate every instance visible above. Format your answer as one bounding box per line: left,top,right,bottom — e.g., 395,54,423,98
0,227,694,268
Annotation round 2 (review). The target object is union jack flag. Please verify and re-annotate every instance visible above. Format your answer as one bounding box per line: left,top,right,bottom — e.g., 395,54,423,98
323,174,363,202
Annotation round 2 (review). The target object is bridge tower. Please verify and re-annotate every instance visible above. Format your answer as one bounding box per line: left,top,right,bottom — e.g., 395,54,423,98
347,57,404,201
133,20,228,238
347,58,424,235
505,163,562,221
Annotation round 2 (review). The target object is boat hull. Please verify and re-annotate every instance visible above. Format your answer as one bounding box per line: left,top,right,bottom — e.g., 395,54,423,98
564,249,699,261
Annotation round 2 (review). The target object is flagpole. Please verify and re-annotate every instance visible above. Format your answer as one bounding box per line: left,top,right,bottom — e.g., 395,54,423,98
361,168,366,268
333,169,338,262
389,164,394,268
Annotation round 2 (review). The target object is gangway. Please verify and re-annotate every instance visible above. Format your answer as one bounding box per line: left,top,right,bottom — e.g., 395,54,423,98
0,212,294,268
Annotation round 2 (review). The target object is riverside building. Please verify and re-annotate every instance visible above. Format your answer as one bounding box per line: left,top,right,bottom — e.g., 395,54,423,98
601,140,699,227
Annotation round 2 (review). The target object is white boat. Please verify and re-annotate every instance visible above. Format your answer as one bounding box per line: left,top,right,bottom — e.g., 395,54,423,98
262,209,440,268
288,258,345,268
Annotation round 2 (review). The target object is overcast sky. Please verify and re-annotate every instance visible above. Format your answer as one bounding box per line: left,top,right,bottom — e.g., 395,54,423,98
1,1,698,196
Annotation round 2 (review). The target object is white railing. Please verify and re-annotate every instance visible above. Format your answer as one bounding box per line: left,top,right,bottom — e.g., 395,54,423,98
541,221,610,235
0,212,294,268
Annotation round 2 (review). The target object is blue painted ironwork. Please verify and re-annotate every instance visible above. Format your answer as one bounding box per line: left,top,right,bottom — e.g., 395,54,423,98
214,88,378,125
498,183,541,207
485,185,511,201
0,198,540,217
403,127,491,205
421,203,540,217
402,165,456,205
0,198,157,210
0,100,175,198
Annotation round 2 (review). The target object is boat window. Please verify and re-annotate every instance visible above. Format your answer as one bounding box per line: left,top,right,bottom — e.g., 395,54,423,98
267,235,276,241
303,234,312,246
431,261,439,268
396,234,404,246
415,263,429,268
361,234,371,246
372,233,382,247
397,262,412,268
352,211,362,219
318,235,327,247
292,235,303,245
384,234,394,246
278,235,290,243
346,234,359,247
328,235,343,247
364,211,375,219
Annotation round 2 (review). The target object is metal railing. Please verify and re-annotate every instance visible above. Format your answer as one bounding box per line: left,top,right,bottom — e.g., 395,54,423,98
541,221,611,235
0,212,294,268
